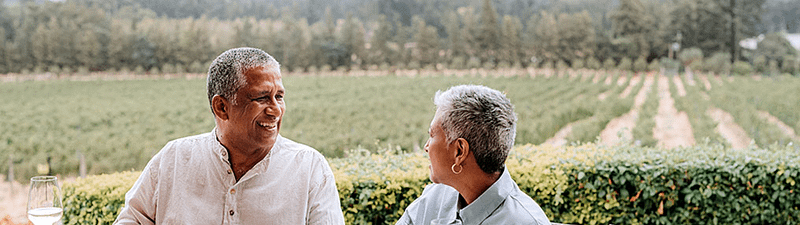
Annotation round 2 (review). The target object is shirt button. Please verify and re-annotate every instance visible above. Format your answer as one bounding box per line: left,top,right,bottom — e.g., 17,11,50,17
221,151,227,157
226,169,232,174
229,210,234,216
230,189,236,194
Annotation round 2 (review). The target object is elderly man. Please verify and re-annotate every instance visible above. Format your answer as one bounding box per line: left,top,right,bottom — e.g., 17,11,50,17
115,47,345,224
396,85,551,225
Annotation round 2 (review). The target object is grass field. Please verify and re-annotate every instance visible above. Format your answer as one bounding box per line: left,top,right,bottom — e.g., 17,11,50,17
1,70,798,182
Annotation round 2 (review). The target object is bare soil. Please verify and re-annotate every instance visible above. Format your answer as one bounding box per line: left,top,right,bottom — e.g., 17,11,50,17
653,74,696,148
757,111,800,142
619,74,642,99
707,107,754,149
698,74,713,91
616,75,628,86
544,122,575,147
0,176,30,225
601,73,655,146
671,75,687,97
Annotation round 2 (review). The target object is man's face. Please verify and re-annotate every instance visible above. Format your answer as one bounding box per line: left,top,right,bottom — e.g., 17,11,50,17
224,66,285,150
425,109,455,184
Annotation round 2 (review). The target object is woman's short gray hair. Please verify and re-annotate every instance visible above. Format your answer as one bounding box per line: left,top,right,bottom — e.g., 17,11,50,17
434,85,517,174
206,47,280,106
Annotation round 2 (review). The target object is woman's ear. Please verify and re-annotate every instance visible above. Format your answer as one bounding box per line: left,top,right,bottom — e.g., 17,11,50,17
211,95,229,120
453,137,470,165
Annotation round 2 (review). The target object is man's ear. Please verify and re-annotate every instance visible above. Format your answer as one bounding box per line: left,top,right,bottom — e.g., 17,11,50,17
211,95,229,120
452,138,470,166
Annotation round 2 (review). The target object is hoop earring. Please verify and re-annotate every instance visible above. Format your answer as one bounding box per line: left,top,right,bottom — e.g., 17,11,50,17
451,163,463,174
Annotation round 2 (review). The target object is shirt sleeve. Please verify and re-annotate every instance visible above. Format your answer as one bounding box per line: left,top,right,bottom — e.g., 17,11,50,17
306,156,346,225
114,145,165,225
395,212,413,225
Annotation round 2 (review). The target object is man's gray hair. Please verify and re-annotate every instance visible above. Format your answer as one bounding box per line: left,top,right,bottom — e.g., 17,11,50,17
207,47,281,107
434,85,517,174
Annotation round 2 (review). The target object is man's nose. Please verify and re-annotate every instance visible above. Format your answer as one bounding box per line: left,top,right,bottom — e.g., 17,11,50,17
424,139,430,153
264,99,282,115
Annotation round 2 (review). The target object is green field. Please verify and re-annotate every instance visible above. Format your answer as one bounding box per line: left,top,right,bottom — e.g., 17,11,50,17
2,71,799,182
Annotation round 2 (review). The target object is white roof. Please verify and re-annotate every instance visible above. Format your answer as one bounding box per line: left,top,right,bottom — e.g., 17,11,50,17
740,33,800,51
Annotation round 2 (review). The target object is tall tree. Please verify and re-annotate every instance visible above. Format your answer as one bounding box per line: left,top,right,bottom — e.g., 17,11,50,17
477,0,500,61
671,0,766,61
611,0,650,57
368,15,392,65
339,13,366,67
412,16,439,66
500,15,523,64
533,11,559,63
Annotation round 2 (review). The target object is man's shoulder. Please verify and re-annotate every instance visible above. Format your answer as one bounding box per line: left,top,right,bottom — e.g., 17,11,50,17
156,131,215,157
277,136,325,158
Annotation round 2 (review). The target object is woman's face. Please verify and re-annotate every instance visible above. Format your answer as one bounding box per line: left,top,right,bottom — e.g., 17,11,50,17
425,109,456,184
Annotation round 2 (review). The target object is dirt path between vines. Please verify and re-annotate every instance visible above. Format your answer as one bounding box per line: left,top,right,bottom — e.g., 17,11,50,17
619,74,642,99
698,74,712,91
653,75,696,148
758,111,800,142
600,73,655,146
707,107,753,149
672,75,687,97
1,176,30,225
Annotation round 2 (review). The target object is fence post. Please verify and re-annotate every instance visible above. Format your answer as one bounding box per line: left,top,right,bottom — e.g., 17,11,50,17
7,156,14,195
79,152,86,178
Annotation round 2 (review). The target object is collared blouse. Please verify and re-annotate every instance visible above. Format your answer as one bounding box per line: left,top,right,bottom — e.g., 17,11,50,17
114,129,345,225
395,169,551,225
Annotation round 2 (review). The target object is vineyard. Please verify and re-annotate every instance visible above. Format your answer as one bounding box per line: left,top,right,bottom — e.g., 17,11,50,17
1,70,800,183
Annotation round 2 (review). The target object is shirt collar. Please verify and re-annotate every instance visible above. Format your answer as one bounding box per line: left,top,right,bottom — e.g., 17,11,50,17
458,168,514,224
210,127,283,164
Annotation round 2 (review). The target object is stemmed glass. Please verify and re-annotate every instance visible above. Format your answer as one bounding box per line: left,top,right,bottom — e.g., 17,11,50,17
27,176,63,225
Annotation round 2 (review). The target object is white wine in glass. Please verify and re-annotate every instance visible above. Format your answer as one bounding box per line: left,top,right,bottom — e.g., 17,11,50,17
27,176,63,225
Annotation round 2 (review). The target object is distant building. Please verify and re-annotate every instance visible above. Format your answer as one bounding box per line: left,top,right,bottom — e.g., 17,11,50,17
740,33,800,51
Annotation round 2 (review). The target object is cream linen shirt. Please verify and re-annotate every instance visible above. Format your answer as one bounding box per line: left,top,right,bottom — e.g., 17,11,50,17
114,129,345,225
395,169,551,225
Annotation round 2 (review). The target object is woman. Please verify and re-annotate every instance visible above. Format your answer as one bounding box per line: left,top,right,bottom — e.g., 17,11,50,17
396,85,551,225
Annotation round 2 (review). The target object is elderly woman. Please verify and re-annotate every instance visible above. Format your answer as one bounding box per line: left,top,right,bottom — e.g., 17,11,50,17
396,85,550,225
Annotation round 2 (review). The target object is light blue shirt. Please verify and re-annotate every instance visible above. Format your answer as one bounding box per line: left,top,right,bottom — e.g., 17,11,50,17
395,169,551,225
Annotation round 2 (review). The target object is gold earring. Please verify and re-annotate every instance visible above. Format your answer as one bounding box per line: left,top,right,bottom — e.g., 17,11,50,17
451,163,463,174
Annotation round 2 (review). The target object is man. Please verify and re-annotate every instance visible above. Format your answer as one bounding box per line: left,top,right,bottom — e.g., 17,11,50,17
115,47,345,224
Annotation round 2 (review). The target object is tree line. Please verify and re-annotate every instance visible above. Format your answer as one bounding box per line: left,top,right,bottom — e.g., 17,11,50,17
0,0,797,75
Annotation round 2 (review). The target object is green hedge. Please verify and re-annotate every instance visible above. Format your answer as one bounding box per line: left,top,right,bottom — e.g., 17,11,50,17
63,143,799,224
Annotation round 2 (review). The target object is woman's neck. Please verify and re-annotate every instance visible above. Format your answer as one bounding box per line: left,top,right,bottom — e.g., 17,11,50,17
453,170,501,207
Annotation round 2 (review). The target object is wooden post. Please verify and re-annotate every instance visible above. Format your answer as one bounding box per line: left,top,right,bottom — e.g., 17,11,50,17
7,156,14,195
79,152,86,178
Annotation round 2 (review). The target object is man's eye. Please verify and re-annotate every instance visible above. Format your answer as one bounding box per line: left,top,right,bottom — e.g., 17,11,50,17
276,94,284,100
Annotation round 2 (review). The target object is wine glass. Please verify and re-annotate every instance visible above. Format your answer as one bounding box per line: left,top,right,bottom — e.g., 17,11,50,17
27,176,63,225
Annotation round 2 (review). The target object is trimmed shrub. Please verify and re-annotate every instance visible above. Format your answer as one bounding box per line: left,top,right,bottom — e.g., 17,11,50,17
753,55,768,73
704,52,732,74
587,57,602,70
497,61,511,69
63,171,141,224
647,60,660,72
678,47,703,69
731,61,753,76
541,60,554,69
617,57,633,71
482,60,496,70
449,56,465,70
571,58,585,69
147,66,160,75
189,61,205,74
603,58,616,70
466,57,481,69
633,57,648,72
63,144,800,225
161,63,175,74
555,60,568,70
